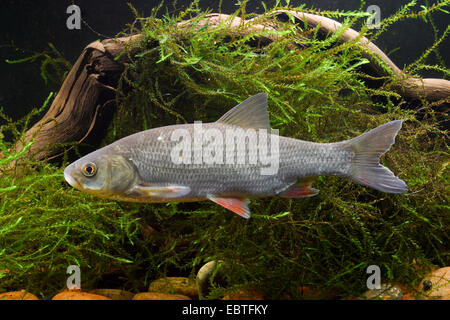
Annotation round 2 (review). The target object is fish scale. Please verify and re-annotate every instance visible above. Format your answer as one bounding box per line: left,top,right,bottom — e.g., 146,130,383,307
64,93,407,218
117,123,349,198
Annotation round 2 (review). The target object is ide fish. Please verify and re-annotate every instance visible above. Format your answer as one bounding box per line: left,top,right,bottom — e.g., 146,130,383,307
64,93,407,218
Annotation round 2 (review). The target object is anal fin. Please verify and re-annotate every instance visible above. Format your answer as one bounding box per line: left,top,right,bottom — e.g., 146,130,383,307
207,195,250,219
278,179,319,198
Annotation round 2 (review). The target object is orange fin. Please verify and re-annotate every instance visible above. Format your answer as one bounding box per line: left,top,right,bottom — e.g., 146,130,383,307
208,195,250,219
278,179,319,198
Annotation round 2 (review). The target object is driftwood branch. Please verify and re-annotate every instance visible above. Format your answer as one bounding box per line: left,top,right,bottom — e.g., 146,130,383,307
15,36,140,160
271,10,450,102
15,11,449,161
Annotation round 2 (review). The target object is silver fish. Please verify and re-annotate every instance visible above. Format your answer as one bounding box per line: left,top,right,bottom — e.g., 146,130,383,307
64,93,407,218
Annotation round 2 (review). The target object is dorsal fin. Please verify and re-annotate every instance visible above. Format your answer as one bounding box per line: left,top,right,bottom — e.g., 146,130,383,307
216,93,270,130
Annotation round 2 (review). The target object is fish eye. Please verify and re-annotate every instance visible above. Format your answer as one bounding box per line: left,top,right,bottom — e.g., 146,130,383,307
82,162,97,177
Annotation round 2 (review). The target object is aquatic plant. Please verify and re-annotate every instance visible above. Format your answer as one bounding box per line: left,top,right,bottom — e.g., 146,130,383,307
110,0,449,298
5,43,72,86
0,96,147,298
1,0,448,299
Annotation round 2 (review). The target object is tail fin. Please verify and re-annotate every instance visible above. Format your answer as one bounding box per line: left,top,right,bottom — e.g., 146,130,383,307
345,120,407,194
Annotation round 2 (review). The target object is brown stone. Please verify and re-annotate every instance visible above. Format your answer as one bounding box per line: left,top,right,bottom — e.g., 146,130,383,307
419,267,450,300
391,283,418,300
132,292,191,300
0,290,39,300
297,286,338,300
148,277,198,299
283,286,339,300
52,289,111,300
88,289,135,300
222,289,265,300
362,283,403,300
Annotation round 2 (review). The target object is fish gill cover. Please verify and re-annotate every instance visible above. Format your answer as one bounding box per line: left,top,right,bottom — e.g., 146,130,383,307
0,0,448,299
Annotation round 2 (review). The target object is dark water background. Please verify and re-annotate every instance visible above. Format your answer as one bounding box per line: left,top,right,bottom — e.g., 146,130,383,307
0,0,448,121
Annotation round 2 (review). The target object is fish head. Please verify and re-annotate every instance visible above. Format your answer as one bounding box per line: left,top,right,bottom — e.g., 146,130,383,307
64,150,137,198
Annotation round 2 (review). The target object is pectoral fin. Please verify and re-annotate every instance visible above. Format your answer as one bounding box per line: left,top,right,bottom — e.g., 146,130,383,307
208,195,251,219
278,179,319,198
133,185,191,198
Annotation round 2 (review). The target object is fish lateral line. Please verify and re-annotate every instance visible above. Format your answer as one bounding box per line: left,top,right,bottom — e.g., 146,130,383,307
63,93,407,219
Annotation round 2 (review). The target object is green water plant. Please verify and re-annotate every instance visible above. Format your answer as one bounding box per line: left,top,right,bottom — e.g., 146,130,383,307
0,0,448,299
0,96,146,298
5,43,72,86
109,0,449,298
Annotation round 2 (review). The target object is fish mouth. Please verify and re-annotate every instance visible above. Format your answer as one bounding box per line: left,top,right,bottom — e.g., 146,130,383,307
64,167,81,190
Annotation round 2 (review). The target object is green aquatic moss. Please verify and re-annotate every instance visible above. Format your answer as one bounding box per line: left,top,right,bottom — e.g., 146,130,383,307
5,43,72,86
1,1,449,299
0,96,146,298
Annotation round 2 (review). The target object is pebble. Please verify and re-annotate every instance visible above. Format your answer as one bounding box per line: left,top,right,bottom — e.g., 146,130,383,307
148,277,198,299
295,286,340,299
196,260,230,300
395,283,416,300
419,266,450,300
88,289,135,300
362,283,403,300
222,288,265,300
52,289,111,300
0,290,39,300
132,292,191,300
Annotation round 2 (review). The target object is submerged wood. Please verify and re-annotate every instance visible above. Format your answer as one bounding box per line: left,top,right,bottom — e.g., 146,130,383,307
16,11,449,161
14,35,140,161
